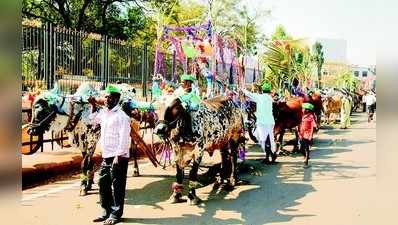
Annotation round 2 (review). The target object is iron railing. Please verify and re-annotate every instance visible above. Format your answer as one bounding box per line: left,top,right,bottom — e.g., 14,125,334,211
22,22,263,97
22,23,150,97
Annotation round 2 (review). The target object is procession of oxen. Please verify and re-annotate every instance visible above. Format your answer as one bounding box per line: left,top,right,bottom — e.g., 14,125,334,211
25,77,375,206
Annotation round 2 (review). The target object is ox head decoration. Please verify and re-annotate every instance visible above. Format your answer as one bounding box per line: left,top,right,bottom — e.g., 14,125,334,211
154,96,193,168
28,83,98,136
154,97,185,140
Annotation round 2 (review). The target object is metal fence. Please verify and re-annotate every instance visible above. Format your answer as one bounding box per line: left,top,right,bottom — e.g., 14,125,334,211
22,22,263,97
22,23,150,96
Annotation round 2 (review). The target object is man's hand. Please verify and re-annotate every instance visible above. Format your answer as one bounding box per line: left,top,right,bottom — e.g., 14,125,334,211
88,96,97,106
112,156,119,166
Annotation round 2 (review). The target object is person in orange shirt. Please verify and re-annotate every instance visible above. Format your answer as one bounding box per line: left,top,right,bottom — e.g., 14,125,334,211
299,103,317,167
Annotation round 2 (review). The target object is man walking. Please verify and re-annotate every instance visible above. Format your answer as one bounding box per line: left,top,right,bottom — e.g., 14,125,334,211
364,91,376,122
243,82,276,163
340,94,351,129
89,85,131,225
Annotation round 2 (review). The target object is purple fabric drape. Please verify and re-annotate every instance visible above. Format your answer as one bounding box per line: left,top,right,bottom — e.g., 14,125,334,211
172,50,177,82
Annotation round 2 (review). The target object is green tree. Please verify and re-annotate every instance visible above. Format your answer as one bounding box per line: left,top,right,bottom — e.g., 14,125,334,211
312,41,325,89
22,0,163,40
209,0,267,55
271,25,291,41
335,70,360,92
261,37,311,90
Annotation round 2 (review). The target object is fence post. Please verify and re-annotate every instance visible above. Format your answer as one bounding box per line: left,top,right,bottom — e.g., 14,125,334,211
142,44,148,98
101,35,109,89
44,23,54,90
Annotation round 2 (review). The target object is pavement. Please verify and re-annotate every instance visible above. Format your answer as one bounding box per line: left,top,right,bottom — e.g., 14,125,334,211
20,112,376,225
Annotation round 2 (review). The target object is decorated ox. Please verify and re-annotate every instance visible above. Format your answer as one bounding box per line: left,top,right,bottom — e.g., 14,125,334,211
244,90,322,159
28,83,157,196
154,96,245,205
273,97,304,154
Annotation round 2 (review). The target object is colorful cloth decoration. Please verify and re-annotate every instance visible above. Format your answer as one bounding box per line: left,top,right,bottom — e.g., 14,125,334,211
151,81,162,99
181,40,197,58
203,39,213,56
302,103,314,111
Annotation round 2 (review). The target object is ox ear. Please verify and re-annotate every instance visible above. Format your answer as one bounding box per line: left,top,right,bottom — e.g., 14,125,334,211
49,83,62,96
41,83,62,105
74,82,99,102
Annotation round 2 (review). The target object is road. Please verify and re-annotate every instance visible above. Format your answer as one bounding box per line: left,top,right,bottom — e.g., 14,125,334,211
20,112,376,225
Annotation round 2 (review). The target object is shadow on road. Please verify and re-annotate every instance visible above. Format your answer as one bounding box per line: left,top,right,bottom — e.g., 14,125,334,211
123,159,316,225
120,114,371,225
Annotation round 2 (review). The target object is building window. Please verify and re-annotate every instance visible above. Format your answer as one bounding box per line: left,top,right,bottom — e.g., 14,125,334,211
362,71,368,77
354,71,359,77
323,71,328,76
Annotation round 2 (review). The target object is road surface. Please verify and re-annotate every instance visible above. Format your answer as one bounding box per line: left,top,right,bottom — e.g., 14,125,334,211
20,112,376,225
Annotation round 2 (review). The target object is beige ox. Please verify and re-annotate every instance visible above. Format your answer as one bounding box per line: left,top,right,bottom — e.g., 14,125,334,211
322,95,342,124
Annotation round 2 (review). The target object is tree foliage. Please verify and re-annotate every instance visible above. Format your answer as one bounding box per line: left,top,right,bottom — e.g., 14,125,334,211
259,25,324,91
22,0,165,40
312,41,325,88
335,70,360,92
271,25,291,41
210,0,268,54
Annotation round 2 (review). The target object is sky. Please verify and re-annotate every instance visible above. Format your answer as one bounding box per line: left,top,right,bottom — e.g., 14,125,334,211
240,0,397,66
190,0,396,65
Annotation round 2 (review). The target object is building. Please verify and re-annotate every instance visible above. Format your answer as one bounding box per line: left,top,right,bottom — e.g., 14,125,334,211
307,38,350,87
351,65,376,91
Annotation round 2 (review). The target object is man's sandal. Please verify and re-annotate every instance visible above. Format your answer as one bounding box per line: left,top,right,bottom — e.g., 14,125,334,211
103,217,121,225
92,216,108,223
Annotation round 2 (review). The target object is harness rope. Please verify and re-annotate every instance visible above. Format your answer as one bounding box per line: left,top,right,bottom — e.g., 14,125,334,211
30,96,85,132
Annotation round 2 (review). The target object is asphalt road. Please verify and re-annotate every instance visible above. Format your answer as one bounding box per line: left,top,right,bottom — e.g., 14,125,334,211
20,112,376,225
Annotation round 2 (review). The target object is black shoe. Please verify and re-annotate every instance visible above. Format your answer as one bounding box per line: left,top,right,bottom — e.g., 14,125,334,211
93,216,108,222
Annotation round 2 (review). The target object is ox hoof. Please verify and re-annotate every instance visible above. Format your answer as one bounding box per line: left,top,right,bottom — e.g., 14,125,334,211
132,170,140,177
229,177,237,187
187,197,201,206
86,183,93,191
79,188,87,196
212,182,221,191
169,193,183,204
221,183,234,191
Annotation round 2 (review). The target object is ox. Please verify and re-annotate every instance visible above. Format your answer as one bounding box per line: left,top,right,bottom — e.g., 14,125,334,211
273,91,322,158
322,95,342,124
28,83,157,196
154,96,245,205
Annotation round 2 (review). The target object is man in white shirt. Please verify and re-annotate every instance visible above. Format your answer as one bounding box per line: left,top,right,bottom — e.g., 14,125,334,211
242,82,277,164
364,92,376,122
89,85,131,225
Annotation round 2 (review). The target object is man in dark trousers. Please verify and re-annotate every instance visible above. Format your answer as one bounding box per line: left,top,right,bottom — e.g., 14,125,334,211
89,85,131,225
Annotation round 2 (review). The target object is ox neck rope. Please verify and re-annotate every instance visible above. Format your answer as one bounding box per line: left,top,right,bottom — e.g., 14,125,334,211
159,114,182,129
31,96,85,132
63,99,85,132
